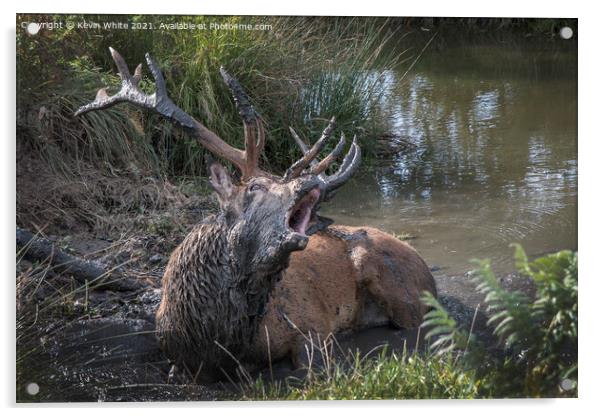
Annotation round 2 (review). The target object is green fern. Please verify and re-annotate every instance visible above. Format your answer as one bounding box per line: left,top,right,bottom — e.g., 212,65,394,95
421,245,577,397
421,292,470,355
470,257,533,352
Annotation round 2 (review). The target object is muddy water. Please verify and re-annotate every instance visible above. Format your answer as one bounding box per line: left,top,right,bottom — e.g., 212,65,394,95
323,33,577,277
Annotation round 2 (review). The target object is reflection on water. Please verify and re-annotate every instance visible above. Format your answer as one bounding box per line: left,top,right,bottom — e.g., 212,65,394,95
323,33,577,275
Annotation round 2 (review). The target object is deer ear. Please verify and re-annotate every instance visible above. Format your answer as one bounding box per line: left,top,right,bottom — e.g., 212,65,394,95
209,163,234,202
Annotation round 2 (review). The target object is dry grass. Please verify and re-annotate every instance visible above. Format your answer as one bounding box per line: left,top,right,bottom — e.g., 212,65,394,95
17,144,217,237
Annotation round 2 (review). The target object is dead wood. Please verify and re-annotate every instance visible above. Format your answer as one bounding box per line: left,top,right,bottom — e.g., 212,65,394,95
16,227,143,292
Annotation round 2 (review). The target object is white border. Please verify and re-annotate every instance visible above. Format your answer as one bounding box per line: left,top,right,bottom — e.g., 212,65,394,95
9,0,582,17
3,0,601,414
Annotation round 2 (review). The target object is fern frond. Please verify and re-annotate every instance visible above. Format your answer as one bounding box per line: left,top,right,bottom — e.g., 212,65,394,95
420,291,470,356
470,257,533,351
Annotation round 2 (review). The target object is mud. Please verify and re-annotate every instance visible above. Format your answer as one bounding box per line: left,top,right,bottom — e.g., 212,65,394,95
17,229,534,402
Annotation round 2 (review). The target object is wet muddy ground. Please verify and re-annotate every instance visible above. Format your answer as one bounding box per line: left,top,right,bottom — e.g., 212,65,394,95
16,229,536,402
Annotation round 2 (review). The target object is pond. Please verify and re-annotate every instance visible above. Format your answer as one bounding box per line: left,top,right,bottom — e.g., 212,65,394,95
323,31,578,277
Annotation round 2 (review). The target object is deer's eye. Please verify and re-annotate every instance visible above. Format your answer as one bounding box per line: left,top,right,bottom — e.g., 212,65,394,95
249,183,267,193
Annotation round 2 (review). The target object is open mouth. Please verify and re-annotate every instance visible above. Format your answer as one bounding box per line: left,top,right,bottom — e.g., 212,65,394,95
287,187,320,236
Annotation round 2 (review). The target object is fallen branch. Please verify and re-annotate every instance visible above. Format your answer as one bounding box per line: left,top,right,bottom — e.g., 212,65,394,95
16,227,143,292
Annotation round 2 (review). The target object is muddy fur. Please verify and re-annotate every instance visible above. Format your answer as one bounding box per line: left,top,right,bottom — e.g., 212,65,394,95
155,166,323,380
155,215,287,379
157,217,437,379
250,225,437,367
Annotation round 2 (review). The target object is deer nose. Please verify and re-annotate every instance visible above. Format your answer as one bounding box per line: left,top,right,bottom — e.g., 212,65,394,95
296,176,322,194
283,232,309,251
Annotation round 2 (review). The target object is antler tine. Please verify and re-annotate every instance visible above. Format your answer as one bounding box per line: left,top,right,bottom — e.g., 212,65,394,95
310,133,346,175
288,127,318,168
75,47,250,177
284,117,336,180
286,123,360,202
132,64,143,86
289,127,310,154
144,52,168,98
75,48,160,117
322,136,361,200
219,67,257,124
255,119,266,154
220,66,268,181
111,47,132,79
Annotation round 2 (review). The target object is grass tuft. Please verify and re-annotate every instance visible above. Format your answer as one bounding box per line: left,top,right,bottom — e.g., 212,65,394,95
245,346,480,400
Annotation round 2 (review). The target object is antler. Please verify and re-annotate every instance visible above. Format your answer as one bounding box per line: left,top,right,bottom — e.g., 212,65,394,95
75,47,361,190
219,67,266,179
284,117,337,180
75,47,266,181
286,123,362,201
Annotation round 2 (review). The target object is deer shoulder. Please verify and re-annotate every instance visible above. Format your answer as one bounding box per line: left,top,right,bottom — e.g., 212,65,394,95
252,225,436,366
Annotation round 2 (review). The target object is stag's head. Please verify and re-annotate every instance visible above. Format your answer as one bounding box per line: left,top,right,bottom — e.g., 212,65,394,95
207,163,324,272
75,48,361,271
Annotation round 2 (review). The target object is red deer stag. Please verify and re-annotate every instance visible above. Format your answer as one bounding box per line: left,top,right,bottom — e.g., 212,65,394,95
76,48,437,380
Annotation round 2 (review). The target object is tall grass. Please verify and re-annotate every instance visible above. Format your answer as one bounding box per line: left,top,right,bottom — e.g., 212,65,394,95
18,15,403,177
17,15,407,232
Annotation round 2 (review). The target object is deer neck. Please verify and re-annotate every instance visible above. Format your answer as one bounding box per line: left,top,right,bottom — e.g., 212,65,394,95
172,214,287,355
